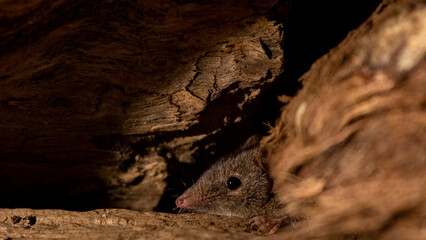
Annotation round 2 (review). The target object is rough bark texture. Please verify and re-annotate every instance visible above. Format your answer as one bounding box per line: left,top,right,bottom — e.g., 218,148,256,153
0,208,258,239
0,0,283,210
262,0,426,239
1,0,425,239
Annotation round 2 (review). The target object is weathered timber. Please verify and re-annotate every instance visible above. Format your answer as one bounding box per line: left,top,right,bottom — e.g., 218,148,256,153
262,0,426,239
0,0,283,209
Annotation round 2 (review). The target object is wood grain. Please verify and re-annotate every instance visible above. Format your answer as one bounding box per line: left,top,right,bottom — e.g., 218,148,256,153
0,0,283,210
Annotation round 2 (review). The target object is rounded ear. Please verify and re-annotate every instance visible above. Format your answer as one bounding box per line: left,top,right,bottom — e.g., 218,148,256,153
239,134,262,151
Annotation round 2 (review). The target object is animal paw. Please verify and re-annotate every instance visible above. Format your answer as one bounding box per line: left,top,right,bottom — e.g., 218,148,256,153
250,216,281,234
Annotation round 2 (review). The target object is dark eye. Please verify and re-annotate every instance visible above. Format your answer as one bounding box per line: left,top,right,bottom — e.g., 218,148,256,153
226,176,241,190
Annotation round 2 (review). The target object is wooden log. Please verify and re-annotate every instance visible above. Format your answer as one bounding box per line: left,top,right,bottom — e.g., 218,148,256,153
262,0,426,238
0,208,253,239
0,0,283,210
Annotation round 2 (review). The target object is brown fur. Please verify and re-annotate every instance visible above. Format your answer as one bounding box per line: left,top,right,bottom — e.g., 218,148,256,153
176,145,286,220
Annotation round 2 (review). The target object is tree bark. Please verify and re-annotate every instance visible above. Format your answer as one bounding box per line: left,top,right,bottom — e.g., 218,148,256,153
263,0,426,239
0,208,254,239
2,0,425,239
0,0,283,210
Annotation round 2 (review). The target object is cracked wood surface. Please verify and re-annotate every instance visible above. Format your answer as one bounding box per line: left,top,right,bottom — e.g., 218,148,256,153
0,0,283,210
0,208,261,239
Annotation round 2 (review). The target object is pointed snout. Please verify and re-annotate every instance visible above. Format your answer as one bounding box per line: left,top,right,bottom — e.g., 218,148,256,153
175,197,185,208
175,195,199,209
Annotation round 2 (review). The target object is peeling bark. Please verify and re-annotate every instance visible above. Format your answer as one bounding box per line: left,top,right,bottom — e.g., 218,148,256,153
262,0,426,239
